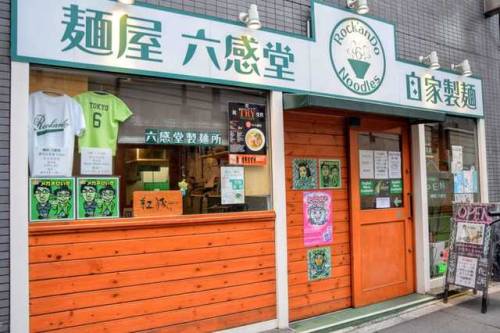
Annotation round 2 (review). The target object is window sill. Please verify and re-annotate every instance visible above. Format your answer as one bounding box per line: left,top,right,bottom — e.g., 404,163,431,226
29,210,276,235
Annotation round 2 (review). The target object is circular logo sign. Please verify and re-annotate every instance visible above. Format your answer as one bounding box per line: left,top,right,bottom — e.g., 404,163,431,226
329,18,386,95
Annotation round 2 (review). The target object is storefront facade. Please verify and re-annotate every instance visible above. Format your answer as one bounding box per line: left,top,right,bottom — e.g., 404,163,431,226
4,0,499,332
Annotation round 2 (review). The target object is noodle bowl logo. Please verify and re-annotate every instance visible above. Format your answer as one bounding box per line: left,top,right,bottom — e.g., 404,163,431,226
329,18,386,95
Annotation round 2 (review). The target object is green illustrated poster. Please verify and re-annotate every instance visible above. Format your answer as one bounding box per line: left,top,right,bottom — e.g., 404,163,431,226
29,178,75,222
390,179,403,194
319,159,341,189
307,247,331,281
360,180,374,196
292,159,317,190
77,177,120,219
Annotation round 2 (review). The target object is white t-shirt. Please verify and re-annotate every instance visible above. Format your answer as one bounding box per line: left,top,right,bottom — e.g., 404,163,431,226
29,91,86,177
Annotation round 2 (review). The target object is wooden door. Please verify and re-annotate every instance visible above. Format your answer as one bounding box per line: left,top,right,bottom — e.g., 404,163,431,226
349,118,415,307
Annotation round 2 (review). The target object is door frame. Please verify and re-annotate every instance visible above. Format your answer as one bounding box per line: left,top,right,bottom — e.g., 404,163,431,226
348,116,415,307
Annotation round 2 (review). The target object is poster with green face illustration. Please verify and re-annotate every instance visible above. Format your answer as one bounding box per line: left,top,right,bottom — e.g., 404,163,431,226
29,178,75,222
77,177,120,219
307,247,332,281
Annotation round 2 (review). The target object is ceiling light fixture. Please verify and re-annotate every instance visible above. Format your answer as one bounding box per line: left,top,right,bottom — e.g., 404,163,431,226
419,51,440,70
118,0,135,4
451,59,472,77
346,0,369,15
239,4,261,30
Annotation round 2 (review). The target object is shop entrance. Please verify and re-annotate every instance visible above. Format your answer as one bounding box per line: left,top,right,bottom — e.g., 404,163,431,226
349,118,415,307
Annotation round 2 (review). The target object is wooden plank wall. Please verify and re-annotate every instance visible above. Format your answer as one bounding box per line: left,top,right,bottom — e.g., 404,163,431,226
28,212,276,332
284,111,352,321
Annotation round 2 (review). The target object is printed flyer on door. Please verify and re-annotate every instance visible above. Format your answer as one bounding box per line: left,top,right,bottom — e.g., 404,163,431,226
303,191,333,247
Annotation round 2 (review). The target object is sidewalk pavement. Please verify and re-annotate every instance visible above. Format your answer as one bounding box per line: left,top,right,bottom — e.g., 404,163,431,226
337,284,500,333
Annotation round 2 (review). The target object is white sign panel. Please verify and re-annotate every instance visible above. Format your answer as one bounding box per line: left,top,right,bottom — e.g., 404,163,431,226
32,147,68,177
13,0,484,117
388,151,402,179
80,147,113,175
451,145,463,174
455,255,478,288
374,151,388,179
221,166,245,205
359,150,374,179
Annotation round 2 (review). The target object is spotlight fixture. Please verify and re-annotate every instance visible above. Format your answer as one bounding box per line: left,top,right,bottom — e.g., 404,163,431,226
239,4,261,30
451,59,472,77
118,0,135,4
419,51,440,70
346,0,369,15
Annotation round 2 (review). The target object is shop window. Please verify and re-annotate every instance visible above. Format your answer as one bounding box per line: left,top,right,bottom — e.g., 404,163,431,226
28,67,271,222
426,117,480,279
358,132,403,210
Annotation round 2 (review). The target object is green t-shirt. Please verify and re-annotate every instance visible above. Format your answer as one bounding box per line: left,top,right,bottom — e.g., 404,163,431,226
75,92,132,155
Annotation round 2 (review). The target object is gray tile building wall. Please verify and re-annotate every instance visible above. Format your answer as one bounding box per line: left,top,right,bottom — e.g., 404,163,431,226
0,0,498,330
144,0,500,200
0,0,8,331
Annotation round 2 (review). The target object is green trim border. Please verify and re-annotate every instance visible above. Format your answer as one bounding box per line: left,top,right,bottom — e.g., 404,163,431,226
10,0,484,118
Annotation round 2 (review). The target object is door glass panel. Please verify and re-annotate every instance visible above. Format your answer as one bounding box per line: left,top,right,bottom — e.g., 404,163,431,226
358,132,402,210
426,117,479,278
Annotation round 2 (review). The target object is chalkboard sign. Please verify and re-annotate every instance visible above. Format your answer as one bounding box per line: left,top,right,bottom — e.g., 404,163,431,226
444,203,500,313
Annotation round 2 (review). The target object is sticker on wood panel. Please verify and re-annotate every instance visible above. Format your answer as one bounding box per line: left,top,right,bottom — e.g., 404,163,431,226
303,191,333,247
292,159,317,190
319,159,341,189
307,247,331,281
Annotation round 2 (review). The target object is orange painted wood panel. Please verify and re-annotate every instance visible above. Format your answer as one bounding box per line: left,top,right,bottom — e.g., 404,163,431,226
284,111,352,322
29,211,276,332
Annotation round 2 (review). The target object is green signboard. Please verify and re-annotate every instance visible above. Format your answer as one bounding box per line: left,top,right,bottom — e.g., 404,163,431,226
390,179,403,194
145,128,223,146
29,178,76,222
360,180,374,196
77,177,120,219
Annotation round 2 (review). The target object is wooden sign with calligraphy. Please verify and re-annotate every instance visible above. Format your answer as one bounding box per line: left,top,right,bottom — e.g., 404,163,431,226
133,191,183,218
444,203,500,313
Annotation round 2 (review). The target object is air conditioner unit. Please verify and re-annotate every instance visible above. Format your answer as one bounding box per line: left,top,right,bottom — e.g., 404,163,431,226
485,0,500,17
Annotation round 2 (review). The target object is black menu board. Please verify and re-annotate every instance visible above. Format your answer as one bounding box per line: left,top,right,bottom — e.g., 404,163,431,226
444,203,500,313
228,103,267,166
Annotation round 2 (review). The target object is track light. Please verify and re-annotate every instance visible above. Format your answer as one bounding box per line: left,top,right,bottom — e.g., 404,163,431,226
451,59,472,77
118,0,135,4
347,0,369,15
419,51,440,70
239,4,261,30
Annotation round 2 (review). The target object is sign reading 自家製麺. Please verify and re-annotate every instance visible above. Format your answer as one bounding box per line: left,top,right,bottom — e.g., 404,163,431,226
13,0,483,117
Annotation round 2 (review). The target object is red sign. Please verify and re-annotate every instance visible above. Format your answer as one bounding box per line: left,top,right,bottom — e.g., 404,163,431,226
229,154,267,166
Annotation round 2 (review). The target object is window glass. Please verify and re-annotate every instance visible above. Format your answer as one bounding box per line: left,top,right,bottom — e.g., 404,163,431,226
426,117,479,278
28,67,271,221
358,132,403,210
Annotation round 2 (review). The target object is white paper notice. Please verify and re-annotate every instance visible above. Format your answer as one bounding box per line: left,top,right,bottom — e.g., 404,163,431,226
376,197,391,209
32,147,68,177
388,151,402,179
221,166,245,205
81,147,112,175
455,255,478,288
359,150,374,179
451,145,463,174
374,151,389,179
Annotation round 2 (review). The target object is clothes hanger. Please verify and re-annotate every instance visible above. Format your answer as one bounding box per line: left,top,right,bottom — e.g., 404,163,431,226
41,88,65,97
93,84,111,95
